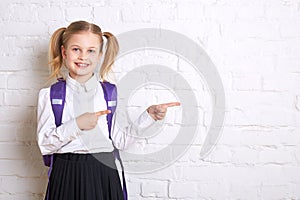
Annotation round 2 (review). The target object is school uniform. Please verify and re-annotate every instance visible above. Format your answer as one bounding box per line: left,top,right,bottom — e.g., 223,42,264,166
37,74,154,200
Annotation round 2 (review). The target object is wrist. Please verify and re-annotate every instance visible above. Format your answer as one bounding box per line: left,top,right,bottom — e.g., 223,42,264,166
75,117,83,130
147,106,157,121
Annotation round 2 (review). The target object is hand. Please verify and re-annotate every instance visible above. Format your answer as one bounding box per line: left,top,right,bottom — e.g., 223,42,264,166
76,110,111,130
147,102,181,121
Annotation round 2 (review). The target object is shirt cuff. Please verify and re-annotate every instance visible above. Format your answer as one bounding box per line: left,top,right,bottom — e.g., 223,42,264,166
135,110,156,130
58,119,81,141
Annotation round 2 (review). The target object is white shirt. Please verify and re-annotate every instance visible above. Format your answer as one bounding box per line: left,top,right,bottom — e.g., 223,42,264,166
37,74,155,155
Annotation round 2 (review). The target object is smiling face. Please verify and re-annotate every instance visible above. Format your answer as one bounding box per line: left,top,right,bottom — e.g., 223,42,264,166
61,31,102,83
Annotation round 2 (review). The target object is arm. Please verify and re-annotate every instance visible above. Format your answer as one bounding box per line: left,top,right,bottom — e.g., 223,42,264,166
110,102,181,150
110,110,155,150
36,88,81,155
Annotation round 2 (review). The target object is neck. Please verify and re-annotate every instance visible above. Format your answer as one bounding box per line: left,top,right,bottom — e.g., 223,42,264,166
69,73,94,84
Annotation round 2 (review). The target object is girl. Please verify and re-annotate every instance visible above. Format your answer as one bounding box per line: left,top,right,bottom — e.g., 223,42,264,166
37,20,180,200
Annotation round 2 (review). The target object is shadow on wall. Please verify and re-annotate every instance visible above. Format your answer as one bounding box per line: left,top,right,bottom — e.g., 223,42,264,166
2,48,51,198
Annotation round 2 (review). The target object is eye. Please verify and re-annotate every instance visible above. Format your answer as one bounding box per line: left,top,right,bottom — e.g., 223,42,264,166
72,48,80,52
88,49,96,53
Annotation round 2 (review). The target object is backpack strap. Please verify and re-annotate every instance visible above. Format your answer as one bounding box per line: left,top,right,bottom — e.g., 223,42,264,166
50,79,67,127
101,82,128,200
43,79,66,168
100,81,117,137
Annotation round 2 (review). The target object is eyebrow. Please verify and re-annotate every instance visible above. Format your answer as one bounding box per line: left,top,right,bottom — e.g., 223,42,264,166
69,44,98,49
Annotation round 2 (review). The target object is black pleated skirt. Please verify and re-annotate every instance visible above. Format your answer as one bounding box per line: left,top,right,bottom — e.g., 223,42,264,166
45,152,124,200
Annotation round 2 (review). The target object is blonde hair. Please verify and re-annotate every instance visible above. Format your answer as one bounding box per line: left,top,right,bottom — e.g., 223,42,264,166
48,21,119,81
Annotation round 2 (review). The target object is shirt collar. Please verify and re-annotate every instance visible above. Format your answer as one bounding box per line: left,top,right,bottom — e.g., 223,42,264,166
66,74,98,93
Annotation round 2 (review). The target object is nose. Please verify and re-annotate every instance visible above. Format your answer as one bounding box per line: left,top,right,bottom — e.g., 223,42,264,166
78,51,88,60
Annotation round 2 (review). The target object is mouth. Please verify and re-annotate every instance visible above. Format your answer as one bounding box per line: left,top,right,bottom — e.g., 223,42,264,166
75,63,89,68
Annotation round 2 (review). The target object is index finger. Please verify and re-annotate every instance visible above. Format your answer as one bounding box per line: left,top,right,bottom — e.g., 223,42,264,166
95,110,111,116
160,102,181,108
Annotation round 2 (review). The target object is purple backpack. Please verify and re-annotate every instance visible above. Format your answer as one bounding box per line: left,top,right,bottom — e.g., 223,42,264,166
43,79,127,200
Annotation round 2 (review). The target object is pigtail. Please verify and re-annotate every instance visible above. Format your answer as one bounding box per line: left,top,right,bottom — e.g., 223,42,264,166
48,27,66,80
101,32,119,81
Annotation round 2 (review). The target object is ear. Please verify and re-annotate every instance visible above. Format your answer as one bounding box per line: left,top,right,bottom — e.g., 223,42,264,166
61,45,67,59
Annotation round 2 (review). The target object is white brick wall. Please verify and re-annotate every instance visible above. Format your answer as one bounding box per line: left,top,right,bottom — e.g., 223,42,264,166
0,0,300,199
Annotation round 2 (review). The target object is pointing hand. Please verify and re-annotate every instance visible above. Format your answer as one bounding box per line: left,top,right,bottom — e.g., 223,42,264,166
147,102,180,121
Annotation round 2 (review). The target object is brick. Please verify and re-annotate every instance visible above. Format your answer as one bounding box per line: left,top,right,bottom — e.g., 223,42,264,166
120,6,151,23
236,4,264,20
204,5,237,22
0,176,46,194
232,74,262,91
1,122,36,144
7,71,49,90
225,91,292,111
218,127,300,147
93,6,122,25
0,22,48,36
0,55,31,71
0,2,11,21
227,183,260,200
221,53,275,75
4,90,38,106
265,3,299,21
0,160,46,177
255,166,292,185
0,107,35,123
146,124,186,145
6,4,38,23
259,40,300,57
258,148,295,164
231,146,259,164
128,165,179,181
276,56,300,73
15,36,49,55
0,124,17,142
198,181,231,199
0,143,32,160
282,166,300,183
16,122,37,142
226,107,296,127
176,140,211,163
0,37,16,56
149,4,177,21
223,21,280,40
280,22,300,38
180,165,289,185
141,180,168,197
37,7,63,22
169,181,198,198
261,185,290,200
262,72,298,91
65,7,93,22
127,179,141,197
177,3,205,20
204,146,232,163
288,183,300,199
